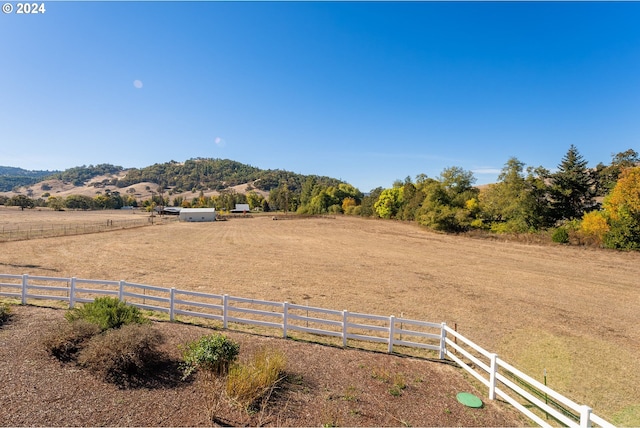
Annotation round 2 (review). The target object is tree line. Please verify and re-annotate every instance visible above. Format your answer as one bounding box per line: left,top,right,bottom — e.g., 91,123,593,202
265,146,640,250
3,147,639,250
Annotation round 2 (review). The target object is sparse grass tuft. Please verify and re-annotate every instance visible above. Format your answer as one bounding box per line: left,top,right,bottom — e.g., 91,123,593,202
371,367,407,396
226,347,286,411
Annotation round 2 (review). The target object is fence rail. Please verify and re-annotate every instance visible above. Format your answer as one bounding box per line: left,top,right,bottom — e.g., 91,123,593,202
0,273,613,428
0,216,178,242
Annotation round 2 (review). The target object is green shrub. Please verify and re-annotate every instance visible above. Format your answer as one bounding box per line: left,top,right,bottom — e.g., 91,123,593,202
44,319,102,362
226,347,286,410
65,296,149,331
78,323,164,386
181,333,240,379
0,303,10,326
551,227,570,244
604,214,640,250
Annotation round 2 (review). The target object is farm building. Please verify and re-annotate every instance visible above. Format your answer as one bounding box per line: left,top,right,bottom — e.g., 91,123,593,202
156,207,181,215
178,208,216,222
231,203,251,213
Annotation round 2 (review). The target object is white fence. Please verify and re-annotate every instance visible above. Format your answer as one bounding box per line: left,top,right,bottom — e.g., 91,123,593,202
0,273,613,428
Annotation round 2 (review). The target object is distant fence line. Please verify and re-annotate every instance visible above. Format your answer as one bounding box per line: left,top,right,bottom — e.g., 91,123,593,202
0,216,178,242
0,273,612,428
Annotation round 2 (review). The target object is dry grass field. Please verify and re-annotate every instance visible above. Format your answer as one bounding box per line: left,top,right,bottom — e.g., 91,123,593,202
1,206,639,425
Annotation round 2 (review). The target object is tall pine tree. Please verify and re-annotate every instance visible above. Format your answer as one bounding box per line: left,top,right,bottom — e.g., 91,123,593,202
550,145,595,221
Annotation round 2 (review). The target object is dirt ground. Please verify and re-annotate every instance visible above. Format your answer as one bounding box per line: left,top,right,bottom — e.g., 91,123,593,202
0,305,525,427
1,208,639,425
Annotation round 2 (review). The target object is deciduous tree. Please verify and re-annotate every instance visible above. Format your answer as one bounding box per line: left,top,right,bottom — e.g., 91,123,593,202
8,195,35,210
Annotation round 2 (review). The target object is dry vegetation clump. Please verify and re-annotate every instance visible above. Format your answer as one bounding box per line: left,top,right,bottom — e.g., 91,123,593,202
0,302,10,325
44,297,169,388
77,323,166,388
226,347,287,411
44,319,102,362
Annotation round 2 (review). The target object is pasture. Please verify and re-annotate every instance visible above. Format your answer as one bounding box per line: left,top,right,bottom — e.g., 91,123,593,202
1,207,638,424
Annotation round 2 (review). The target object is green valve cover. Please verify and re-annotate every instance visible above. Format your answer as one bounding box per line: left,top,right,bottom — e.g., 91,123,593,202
456,392,483,408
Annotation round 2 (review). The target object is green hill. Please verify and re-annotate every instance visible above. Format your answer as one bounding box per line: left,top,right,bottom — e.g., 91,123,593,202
0,166,59,192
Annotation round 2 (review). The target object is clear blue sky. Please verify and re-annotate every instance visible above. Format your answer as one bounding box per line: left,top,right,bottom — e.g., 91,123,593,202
2,1,639,192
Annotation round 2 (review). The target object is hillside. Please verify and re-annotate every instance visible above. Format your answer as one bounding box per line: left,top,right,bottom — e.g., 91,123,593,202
0,166,59,192
0,159,347,202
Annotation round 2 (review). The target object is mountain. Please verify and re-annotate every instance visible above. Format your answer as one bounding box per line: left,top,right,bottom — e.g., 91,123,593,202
0,166,60,192
1,158,348,198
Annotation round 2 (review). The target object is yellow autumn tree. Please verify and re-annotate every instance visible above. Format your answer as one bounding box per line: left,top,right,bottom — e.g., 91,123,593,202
342,197,357,213
603,166,640,221
602,166,640,250
579,211,609,246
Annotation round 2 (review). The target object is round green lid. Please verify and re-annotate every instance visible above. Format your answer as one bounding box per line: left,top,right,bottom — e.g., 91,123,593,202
456,392,483,408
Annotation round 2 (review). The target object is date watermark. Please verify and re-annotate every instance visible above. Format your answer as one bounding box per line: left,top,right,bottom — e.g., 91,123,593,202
3,2,46,14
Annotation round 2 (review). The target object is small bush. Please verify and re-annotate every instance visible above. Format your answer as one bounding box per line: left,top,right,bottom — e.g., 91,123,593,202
44,319,101,362
604,214,640,250
78,323,164,386
181,333,240,379
0,303,11,326
551,227,570,244
226,347,286,410
65,297,149,331
579,211,610,246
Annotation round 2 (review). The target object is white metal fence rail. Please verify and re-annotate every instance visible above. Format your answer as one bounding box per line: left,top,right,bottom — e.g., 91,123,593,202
0,273,613,428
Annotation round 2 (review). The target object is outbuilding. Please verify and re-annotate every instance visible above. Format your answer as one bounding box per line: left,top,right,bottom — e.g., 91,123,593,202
230,203,251,213
178,208,216,222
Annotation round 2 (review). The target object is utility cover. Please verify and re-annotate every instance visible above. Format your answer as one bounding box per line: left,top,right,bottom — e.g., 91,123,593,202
456,392,483,408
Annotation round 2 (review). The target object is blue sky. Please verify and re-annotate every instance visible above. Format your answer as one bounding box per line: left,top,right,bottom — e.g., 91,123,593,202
1,1,639,192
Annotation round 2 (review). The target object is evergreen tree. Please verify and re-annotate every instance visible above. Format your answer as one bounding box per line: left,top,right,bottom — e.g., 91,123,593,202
550,145,595,221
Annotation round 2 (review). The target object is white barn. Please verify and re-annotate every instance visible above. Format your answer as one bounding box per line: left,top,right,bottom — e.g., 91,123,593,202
179,208,217,222
231,203,251,213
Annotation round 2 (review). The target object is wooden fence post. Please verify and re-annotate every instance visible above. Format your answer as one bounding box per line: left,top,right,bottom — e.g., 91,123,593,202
223,294,228,329
439,322,447,359
388,315,396,354
21,274,28,305
580,405,592,428
169,288,175,322
489,353,498,400
283,302,289,339
118,280,125,301
342,310,348,348
69,277,76,309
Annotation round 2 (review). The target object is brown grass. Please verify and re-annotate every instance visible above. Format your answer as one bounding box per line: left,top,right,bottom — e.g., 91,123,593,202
1,208,639,424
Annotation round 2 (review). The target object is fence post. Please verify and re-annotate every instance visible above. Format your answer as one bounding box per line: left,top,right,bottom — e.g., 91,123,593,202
342,310,348,348
21,274,28,305
439,322,447,359
489,353,498,400
580,405,592,428
388,315,396,354
69,277,76,309
169,288,175,322
118,280,125,302
223,294,228,329
283,301,289,339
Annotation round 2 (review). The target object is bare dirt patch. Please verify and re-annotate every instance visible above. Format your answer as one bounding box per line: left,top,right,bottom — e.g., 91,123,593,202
1,211,639,424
